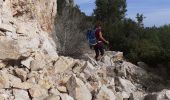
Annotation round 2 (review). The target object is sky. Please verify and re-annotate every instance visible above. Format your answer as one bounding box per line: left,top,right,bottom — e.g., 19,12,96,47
75,0,170,27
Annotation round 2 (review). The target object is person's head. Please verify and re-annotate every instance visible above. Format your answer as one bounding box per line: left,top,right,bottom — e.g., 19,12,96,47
95,21,102,29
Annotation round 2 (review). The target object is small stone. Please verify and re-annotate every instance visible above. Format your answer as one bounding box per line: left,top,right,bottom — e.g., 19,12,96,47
57,86,67,93
21,57,34,69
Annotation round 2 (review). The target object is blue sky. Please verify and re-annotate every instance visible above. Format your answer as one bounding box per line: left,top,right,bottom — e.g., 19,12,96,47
75,0,170,27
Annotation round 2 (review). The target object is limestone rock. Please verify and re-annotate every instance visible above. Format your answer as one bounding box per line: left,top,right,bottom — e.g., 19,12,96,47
0,23,15,32
30,54,46,71
0,89,13,100
117,77,136,93
12,82,33,89
96,85,116,100
8,74,22,86
0,39,19,60
0,31,5,36
121,61,146,78
66,75,92,100
60,93,74,100
29,85,48,98
165,90,170,99
54,56,75,73
38,79,53,90
14,68,27,81
0,71,9,89
0,60,7,69
83,61,96,79
44,95,60,100
13,89,30,100
57,86,67,93
21,57,34,69
129,92,145,100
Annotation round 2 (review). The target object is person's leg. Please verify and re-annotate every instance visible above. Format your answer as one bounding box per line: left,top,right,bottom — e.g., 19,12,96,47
94,45,99,60
98,42,104,56
99,47,104,56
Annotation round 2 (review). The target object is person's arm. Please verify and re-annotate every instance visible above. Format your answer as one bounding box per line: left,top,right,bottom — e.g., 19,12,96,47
99,31,109,44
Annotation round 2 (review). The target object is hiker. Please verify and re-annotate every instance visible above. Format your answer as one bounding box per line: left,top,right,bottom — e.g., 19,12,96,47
94,23,109,61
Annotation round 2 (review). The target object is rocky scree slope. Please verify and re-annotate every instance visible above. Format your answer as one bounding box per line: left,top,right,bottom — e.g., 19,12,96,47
0,0,170,100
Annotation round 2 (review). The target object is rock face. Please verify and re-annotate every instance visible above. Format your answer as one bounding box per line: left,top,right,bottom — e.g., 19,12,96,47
1,0,56,33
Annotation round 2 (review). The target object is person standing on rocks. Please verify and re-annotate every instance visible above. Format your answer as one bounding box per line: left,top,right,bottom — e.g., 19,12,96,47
94,22,109,61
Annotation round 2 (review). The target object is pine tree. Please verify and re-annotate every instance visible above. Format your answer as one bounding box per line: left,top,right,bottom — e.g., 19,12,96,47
94,0,127,23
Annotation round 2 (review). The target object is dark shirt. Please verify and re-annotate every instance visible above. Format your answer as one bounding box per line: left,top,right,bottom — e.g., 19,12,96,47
95,28,103,42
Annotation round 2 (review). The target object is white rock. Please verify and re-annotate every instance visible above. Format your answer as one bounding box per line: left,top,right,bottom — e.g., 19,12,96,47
29,85,48,98
44,95,60,100
30,54,46,71
0,72,9,89
0,23,15,32
118,77,136,93
21,57,34,69
165,90,170,99
14,68,27,81
57,86,67,93
129,91,145,100
0,60,7,69
13,89,30,100
8,74,22,86
83,61,96,79
66,75,92,100
54,56,75,73
0,39,20,60
96,85,116,100
60,93,74,100
12,82,33,89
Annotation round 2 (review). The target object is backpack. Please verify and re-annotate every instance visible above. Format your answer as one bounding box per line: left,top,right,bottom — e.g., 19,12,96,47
86,29,97,46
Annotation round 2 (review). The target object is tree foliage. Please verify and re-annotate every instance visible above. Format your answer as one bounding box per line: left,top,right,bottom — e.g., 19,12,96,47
93,0,170,67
